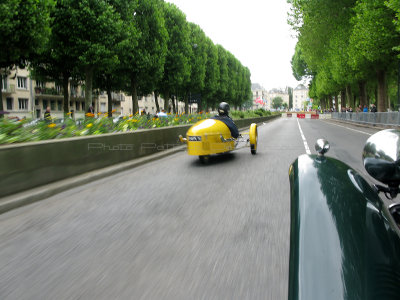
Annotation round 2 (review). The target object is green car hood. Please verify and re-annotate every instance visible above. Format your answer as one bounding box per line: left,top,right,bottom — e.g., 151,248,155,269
288,154,400,300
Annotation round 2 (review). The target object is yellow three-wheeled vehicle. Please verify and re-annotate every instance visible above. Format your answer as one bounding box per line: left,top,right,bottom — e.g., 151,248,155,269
179,118,258,163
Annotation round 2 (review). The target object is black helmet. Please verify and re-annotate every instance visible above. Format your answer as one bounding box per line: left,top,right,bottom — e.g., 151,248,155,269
218,102,230,116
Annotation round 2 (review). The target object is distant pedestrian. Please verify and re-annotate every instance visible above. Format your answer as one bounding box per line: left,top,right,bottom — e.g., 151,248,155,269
371,104,377,112
363,105,368,112
44,106,51,123
88,104,94,114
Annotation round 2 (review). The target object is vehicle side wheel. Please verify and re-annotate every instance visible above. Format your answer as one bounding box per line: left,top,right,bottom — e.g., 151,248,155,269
249,123,257,155
199,155,210,164
251,144,257,155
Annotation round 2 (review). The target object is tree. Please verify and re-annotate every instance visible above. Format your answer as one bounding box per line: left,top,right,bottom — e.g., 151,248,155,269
272,97,283,109
159,3,191,112
288,87,293,109
71,0,124,114
0,0,53,117
33,0,123,116
349,0,398,112
214,45,228,109
121,0,168,115
93,0,137,118
31,0,78,115
201,38,219,111
181,23,207,114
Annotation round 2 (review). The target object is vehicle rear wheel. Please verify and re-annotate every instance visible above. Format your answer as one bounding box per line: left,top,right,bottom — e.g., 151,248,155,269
249,123,257,155
199,155,210,164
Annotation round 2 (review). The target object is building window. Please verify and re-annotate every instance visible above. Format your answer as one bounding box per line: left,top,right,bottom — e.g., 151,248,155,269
6,97,13,110
75,102,80,111
36,81,45,88
58,100,62,111
100,102,106,112
71,85,78,96
43,100,48,110
50,100,56,111
82,102,85,111
35,99,39,106
1,76,7,91
17,77,27,89
55,84,62,94
18,98,28,110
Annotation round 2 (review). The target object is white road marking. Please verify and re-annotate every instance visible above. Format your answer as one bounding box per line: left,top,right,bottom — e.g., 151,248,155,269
322,120,372,136
297,118,311,154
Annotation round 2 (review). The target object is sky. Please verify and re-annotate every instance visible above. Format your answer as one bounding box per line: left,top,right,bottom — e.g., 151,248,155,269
167,0,303,91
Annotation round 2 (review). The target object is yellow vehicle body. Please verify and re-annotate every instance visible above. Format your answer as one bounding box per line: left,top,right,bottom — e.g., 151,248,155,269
185,119,235,156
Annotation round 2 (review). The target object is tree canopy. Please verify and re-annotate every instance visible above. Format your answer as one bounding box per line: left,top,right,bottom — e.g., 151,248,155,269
4,0,252,115
288,0,400,111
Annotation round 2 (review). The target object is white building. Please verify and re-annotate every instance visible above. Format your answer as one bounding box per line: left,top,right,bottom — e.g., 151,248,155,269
293,84,309,111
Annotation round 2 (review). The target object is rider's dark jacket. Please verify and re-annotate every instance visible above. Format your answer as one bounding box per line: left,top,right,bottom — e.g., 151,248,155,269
212,115,239,138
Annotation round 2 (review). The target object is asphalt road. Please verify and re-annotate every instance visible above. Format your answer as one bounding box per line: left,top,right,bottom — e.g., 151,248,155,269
0,117,382,300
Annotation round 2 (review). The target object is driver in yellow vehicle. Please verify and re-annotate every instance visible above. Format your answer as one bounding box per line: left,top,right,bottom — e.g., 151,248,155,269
212,102,239,138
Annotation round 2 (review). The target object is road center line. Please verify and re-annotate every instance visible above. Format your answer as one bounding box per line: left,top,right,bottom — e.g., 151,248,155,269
323,120,372,136
297,118,311,154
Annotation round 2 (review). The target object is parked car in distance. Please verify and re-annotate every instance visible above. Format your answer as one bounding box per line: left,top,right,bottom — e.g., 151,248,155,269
288,129,400,300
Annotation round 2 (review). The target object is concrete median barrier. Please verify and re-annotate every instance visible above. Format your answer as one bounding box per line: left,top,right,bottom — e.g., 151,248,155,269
0,115,278,197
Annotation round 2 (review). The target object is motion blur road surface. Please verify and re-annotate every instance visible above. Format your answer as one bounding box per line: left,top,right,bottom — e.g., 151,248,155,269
0,117,380,300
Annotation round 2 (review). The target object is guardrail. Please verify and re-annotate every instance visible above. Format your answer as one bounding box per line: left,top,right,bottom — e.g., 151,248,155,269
332,112,400,127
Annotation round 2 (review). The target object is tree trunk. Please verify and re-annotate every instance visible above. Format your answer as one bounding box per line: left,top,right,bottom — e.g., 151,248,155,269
198,97,203,112
340,90,346,110
377,69,387,112
62,72,70,115
334,95,338,112
154,91,160,112
131,77,138,115
0,85,4,119
107,89,113,118
345,85,353,109
358,80,367,107
184,92,189,114
106,75,112,118
85,66,94,116
172,95,176,114
163,91,169,112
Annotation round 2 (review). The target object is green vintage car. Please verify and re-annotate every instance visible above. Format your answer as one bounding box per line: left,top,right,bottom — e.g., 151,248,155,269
288,129,400,300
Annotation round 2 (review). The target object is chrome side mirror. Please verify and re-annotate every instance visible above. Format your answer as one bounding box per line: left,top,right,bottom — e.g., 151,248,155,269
315,139,330,156
363,129,400,199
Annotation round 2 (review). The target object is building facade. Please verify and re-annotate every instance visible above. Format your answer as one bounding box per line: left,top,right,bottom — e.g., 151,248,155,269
1,67,197,120
251,83,268,110
251,83,291,111
266,88,289,110
293,84,309,111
